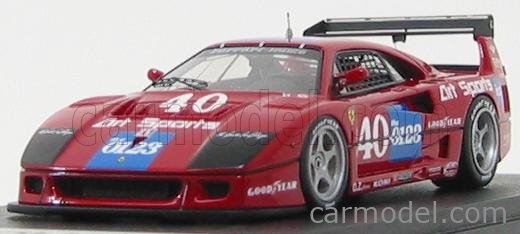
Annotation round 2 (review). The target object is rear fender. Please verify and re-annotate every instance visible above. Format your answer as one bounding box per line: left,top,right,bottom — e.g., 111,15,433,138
477,37,506,76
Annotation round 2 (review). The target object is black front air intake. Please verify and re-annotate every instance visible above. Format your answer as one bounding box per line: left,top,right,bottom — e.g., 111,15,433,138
202,181,230,198
56,178,183,200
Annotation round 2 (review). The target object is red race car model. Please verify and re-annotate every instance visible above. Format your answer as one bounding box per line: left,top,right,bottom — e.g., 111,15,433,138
9,15,510,216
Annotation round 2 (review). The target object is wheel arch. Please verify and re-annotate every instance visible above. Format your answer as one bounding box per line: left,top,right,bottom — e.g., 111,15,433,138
461,94,501,164
298,114,353,207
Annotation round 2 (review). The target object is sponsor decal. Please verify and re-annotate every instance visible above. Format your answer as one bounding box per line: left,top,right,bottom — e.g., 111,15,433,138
247,180,297,197
443,161,459,177
458,79,493,97
428,166,443,176
427,117,462,129
137,118,220,131
86,131,173,171
373,178,391,188
358,104,423,161
492,79,504,106
282,93,309,98
397,171,414,182
215,131,269,140
439,83,458,102
37,128,74,136
92,118,220,137
352,181,369,193
208,47,309,55
92,118,131,128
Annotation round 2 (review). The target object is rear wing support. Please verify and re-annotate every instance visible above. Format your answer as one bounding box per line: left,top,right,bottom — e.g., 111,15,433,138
303,15,494,42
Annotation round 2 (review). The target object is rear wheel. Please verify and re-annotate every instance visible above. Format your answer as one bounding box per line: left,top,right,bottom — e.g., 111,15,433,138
432,96,500,189
300,116,348,208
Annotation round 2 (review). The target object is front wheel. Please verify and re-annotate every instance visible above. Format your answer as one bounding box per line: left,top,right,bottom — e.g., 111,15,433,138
300,116,349,208
432,95,500,189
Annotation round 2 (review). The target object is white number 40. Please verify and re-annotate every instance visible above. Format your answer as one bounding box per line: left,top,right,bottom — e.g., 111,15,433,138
358,114,389,160
159,93,228,113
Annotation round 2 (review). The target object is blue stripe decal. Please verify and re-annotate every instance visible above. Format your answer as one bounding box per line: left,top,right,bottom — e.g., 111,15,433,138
87,131,174,171
387,105,423,162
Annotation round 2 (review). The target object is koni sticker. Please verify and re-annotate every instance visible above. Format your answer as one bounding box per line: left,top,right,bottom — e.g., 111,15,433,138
373,178,391,188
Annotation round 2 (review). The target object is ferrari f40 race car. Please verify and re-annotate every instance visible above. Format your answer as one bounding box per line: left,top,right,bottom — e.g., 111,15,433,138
9,15,511,215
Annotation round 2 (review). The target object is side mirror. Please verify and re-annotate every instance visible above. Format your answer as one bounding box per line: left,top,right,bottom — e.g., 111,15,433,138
334,67,369,88
147,68,164,82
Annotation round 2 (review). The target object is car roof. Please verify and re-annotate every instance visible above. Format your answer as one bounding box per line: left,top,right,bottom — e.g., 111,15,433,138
207,37,434,74
209,37,390,50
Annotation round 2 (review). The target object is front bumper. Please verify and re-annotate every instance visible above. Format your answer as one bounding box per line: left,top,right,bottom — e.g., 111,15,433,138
14,162,305,212
7,202,305,218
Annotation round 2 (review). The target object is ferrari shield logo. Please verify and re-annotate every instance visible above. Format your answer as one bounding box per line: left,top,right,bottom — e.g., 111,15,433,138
348,109,356,125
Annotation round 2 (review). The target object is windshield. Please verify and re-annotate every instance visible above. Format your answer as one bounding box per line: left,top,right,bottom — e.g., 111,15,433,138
148,47,322,93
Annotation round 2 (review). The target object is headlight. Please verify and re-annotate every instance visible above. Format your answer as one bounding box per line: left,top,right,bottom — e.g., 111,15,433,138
22,128,74,165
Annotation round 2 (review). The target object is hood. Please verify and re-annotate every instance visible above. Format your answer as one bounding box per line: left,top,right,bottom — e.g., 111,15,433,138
22,90,319,173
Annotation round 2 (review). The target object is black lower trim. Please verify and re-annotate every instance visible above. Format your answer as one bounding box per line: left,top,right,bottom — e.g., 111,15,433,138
7,202,305,219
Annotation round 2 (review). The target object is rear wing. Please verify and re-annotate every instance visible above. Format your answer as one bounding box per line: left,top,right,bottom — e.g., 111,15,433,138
303,15,504,76
303,15,494,42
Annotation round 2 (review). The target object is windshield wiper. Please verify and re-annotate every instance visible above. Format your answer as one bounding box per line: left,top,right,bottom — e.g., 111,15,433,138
152,77,208,90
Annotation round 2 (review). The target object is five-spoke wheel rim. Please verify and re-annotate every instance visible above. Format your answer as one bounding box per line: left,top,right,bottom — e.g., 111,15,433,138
307,125,346,202
471,109,499,175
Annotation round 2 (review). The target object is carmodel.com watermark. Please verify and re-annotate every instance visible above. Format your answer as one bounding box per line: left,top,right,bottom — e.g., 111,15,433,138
310,201,506,224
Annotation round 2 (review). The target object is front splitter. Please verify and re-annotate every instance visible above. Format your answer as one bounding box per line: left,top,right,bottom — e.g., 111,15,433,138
7,202,305,219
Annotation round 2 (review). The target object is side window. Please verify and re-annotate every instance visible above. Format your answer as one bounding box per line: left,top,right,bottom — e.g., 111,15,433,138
335,50,404,95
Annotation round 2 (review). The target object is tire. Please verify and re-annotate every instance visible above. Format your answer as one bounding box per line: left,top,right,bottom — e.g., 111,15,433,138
432,95,500,189
300,116,349,208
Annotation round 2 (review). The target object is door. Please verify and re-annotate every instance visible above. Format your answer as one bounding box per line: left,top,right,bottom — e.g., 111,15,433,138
335,50,434,177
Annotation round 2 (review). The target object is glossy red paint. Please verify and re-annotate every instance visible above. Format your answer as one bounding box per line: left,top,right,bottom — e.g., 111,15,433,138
15,36,510,211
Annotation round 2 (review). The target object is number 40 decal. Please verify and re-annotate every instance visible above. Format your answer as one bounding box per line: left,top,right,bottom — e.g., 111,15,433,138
159,93,228,113
358,114,389,160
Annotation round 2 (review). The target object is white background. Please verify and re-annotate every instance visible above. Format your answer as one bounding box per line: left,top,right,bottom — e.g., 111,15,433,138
0,0,518,205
